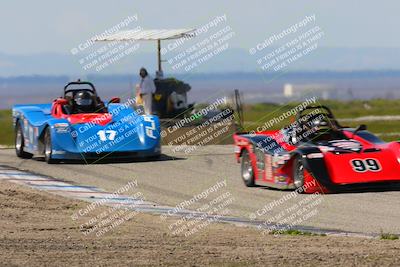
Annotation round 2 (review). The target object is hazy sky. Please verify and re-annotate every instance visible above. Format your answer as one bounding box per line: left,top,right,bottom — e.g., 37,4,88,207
1,0,400,55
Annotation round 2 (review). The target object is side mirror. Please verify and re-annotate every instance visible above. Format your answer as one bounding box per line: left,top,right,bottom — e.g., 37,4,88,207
108,97,121,104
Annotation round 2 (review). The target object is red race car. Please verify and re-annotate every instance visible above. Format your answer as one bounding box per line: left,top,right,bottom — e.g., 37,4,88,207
233,105,400,193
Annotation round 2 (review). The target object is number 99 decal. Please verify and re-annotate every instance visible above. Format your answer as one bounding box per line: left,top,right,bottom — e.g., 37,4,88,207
350,158,382,172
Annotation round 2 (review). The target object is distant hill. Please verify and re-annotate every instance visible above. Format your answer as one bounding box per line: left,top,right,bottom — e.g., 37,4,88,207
1,70,400,109
2,47,400,76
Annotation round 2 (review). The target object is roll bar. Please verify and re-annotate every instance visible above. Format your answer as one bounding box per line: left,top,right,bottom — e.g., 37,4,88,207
63,80,97,97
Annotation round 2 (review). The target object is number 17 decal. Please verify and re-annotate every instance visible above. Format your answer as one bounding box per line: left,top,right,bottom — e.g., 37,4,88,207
350,158,382,172
97,130,117,141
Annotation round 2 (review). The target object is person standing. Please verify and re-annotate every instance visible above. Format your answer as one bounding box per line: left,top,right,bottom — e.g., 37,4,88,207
137,67,156,115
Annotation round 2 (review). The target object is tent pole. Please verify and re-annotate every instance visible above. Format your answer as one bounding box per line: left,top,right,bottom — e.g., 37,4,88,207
157,39,162,72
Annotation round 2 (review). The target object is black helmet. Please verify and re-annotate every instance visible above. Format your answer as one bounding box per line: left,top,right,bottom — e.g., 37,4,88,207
74,91,93,107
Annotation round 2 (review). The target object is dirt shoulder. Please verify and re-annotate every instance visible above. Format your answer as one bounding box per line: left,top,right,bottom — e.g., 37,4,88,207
0,181,399,267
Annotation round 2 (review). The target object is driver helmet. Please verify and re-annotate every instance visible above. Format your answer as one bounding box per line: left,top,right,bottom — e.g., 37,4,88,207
74,91,93,107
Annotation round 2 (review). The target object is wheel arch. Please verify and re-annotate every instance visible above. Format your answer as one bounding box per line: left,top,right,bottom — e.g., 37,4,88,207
37,124,50,154
291,146,336,191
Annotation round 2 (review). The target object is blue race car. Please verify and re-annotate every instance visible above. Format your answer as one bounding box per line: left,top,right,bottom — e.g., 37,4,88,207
13,80,161,163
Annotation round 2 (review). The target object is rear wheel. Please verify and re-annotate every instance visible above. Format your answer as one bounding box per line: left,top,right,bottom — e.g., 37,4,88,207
15,122,33,159
293,156,305,189
44,128,59,164
241,150,255,187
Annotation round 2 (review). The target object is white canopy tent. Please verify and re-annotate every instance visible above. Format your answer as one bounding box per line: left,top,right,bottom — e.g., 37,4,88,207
94,29,196,75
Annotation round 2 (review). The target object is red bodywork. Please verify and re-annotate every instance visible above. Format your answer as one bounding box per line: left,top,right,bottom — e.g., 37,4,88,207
51,98,112,126
233,130,400,193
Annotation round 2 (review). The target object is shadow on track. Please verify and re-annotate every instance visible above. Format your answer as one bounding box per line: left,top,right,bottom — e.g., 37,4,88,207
256,183,400,194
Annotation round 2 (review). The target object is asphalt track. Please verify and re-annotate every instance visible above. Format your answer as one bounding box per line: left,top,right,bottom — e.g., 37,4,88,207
0,145,399,235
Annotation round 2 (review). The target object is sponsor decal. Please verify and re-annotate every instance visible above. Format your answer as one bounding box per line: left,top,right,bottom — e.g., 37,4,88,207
52,150,67,155
265,154,273,179
234,145,241,154
274,175,288,184
144,116,157,139
306,153,324,159
329,140,361,151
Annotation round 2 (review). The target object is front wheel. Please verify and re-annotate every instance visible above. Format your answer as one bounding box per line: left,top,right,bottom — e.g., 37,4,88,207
293,156,305,189
15,122,33,159
44,128,59,164
241,150,255,187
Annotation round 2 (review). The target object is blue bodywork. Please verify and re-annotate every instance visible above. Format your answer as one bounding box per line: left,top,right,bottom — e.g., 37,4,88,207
12,103,161,161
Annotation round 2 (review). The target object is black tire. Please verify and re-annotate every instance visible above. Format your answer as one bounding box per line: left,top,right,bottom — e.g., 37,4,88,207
241,149,255,187
293,156,305,189
44,128,59,164
15,122,33,159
